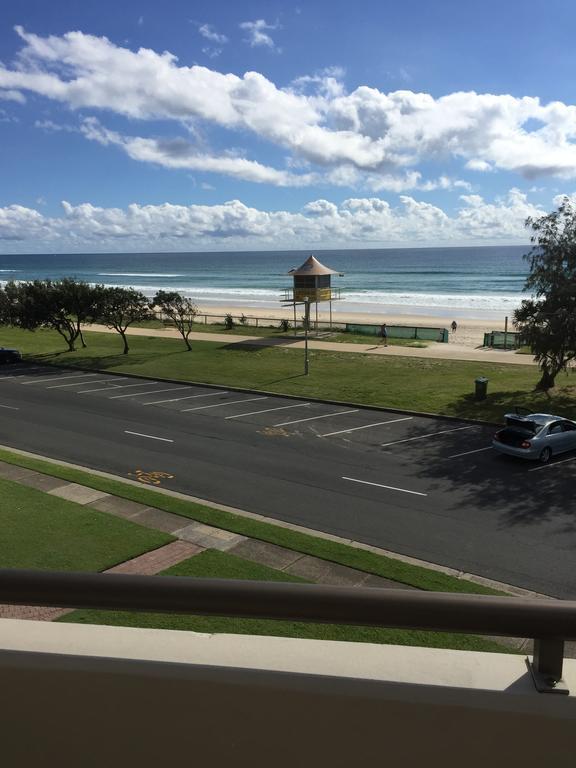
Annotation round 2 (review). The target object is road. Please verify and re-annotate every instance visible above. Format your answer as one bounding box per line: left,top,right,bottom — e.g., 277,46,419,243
1,363,575,598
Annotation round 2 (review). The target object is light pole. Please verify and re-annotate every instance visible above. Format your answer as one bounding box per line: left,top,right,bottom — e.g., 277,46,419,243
303,296,310,375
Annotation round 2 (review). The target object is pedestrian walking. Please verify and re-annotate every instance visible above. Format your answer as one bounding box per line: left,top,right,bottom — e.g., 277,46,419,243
379,322,388,346
451,320,458,333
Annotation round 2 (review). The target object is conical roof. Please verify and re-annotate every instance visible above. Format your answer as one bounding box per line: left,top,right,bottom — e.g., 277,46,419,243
288,255,339,276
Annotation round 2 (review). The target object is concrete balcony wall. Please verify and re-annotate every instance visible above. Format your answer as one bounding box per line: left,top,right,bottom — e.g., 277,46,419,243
1,618,575,767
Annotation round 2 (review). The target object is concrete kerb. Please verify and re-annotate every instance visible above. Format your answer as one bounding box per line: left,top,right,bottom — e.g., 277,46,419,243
28,361,501,428
0,442,552,601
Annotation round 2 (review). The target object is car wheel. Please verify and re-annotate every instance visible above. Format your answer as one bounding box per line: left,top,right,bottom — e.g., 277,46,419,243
539,447,552,464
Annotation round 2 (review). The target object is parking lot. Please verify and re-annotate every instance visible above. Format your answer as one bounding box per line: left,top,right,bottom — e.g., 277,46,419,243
1,363,576,597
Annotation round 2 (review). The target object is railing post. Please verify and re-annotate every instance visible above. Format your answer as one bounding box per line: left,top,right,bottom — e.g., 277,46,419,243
528,638,568,694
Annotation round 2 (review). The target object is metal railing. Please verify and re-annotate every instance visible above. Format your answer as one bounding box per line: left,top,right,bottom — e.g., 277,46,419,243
1,569,575,694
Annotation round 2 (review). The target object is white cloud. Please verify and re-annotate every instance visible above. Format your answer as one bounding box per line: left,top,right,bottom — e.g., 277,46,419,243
4,28,576,186
80,117,317,186
239,19,279,49
199,24,228,44
0,191,544,252
0,89,25,103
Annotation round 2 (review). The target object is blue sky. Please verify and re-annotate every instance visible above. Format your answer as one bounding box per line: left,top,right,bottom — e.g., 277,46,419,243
1,0,576,252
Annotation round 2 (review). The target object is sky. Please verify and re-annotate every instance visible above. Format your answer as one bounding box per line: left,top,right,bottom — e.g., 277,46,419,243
2,0,576,253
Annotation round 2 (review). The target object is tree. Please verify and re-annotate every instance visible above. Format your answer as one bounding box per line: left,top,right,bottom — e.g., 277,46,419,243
98,287,151,354
2,280,81,352
514,198,576,391
153,290,198,351
54,278,105,348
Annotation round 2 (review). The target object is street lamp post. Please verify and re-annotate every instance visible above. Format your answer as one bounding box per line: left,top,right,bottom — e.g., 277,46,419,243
303,296,310,375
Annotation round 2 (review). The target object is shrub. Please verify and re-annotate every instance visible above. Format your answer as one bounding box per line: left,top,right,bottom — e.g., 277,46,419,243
224,313,235,330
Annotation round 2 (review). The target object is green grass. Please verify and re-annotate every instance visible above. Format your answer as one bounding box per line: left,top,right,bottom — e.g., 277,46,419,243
62,549,511,653
0,446,502,595
324,331,429,347
0,477,172,570
1,325,574,423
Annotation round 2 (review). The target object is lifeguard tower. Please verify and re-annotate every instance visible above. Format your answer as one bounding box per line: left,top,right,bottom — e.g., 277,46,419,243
281,255,343,332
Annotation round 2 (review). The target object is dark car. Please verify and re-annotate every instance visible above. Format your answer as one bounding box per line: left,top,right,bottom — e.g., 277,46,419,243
0,347,22,364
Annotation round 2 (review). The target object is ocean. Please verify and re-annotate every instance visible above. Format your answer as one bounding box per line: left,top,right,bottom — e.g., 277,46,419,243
0,245,530,320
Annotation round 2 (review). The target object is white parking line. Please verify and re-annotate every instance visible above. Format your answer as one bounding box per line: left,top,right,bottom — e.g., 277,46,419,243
182,396,268,413
47,377,128,389
226,402,310,420
21,373,99,385
108,383,171,398
0,404,19,410
447,446,493,459
320,417,413,438
381,425,477,448
76,383,127,394
342,476,428,497
108,386,187,400
274,409,359,427
142,391,226,405
124,430,174,443
528,456,576,472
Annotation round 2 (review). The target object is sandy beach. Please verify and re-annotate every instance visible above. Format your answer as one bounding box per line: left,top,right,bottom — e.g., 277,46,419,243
194,302,510,349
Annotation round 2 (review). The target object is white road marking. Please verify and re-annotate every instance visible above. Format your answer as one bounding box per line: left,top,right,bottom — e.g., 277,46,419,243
274,409,359,427
124,430,174,443
182,396,268,412
108,386,187,399
46,377,128,389
320,417,413,438
76,384,126,394
528,456,576,472
0,404,19,410
108,383,171,398
143,391,228,406
447,446,493,459
381,425,477,448
226,402,310,420
342,476,428,497
21,373,99,385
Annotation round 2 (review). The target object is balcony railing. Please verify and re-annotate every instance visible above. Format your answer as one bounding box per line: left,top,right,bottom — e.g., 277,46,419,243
2,569,576,694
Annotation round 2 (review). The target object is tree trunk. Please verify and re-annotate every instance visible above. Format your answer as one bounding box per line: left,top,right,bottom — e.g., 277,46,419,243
535,368,556,392
121,331,129,354
78,325,87,348
183,333,192,351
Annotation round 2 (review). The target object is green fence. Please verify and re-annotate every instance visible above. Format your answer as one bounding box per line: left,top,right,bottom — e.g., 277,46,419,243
346,324,449,343
483,330,524,349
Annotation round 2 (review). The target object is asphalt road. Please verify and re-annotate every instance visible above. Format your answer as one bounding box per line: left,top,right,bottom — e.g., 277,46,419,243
1,363,575,598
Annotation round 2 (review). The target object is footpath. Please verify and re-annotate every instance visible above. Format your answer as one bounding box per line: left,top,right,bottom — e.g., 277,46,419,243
86,324,537,366
3,454,574,658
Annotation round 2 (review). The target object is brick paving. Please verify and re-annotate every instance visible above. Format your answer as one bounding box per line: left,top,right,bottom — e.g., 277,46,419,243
0,541,204,621
105,541,203,575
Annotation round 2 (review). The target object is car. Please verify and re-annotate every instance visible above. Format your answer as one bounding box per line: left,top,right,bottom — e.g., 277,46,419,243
492,412,576,463
0,347,22,364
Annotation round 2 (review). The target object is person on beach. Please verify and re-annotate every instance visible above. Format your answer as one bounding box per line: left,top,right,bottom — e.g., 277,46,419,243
451,320,458,333
379,323,388,346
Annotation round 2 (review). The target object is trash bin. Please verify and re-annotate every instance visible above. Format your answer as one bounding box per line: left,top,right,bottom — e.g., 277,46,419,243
475,376,488,401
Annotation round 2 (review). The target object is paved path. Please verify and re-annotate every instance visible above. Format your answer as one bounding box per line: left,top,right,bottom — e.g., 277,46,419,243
85,324,538,366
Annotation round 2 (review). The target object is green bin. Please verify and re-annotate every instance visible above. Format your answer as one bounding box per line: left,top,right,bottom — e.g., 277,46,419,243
474,376,488,401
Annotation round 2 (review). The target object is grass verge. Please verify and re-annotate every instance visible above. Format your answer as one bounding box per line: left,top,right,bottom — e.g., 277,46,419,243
0,446,502,595
0,477,172,570
62,549,511,653
1,326,573,422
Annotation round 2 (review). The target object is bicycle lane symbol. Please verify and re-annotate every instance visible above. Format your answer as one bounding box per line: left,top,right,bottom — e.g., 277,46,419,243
128,469,175,486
